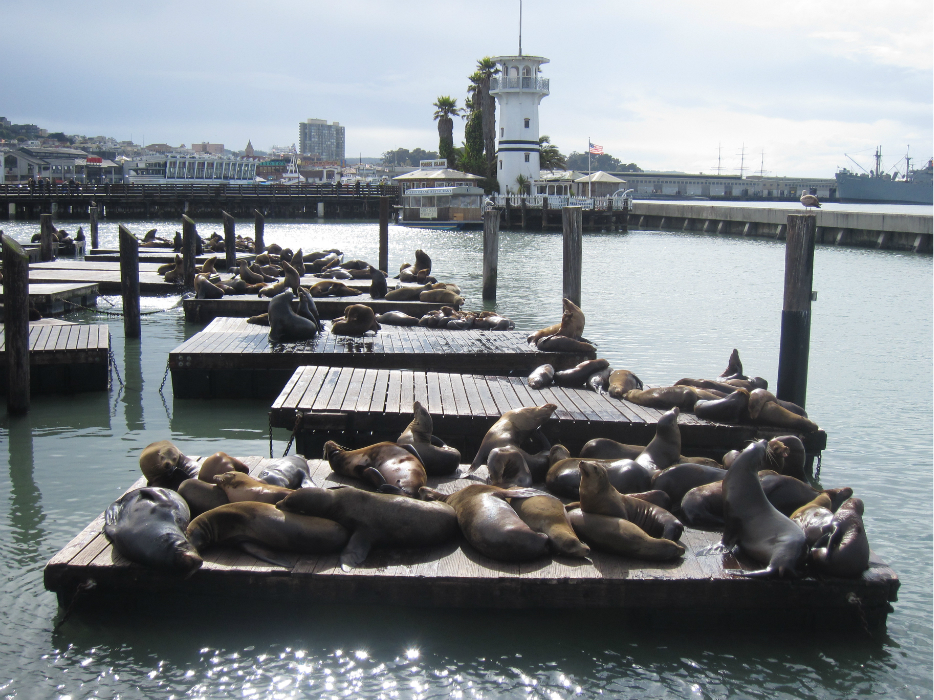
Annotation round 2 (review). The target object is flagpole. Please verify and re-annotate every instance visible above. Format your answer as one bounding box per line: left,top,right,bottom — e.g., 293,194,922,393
588,138,591,198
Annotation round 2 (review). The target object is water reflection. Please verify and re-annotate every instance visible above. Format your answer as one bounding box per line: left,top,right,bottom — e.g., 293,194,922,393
123,337,144,431
6,414,46,567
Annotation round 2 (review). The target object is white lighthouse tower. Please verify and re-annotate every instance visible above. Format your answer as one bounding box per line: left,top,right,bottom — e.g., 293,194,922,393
490,53,550,194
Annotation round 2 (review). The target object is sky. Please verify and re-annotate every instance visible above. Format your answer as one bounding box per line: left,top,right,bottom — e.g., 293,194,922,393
1,0,931,177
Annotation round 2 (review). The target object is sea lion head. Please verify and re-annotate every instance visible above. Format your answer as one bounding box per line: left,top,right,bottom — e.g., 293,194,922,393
557,298,585,339
409,401,433,437
276,486,337,516
139,440,184,482
548,444,571,466
765,438,790,470
509,404,558,431
578,460,610,498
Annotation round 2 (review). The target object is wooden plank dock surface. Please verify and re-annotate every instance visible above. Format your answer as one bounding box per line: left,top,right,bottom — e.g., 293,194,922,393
183,296,456,323
0,283,98,315
42,455,899,628
26,268,187,295
268,366,827,459
169,318,594,399
0,322,110,392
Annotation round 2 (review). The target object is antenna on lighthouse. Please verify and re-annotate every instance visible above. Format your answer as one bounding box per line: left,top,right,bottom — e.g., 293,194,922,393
519,0,523,56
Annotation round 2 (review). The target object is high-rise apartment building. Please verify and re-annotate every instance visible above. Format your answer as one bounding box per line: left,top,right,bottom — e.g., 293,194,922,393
298,118,345,163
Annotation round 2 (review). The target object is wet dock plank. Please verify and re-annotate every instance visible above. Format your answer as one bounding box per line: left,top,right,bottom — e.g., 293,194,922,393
182,296,452,323
0,322,110,392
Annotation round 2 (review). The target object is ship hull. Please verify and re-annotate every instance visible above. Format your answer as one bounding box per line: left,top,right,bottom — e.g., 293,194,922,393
835,173,932,205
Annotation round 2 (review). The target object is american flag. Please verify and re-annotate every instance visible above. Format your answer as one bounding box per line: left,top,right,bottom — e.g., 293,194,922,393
588,142,604,155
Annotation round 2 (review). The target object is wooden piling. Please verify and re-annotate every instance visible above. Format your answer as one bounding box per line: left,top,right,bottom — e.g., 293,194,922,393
482,208,500,301
221,211,236,270
776,214,816,409
89,204,99,248
118,224,141,339
379,197,389,273
562,206,583,307
541,197,549,230
182,215,197,289
3,235,30,414
39,214,55,261
253,209,265,253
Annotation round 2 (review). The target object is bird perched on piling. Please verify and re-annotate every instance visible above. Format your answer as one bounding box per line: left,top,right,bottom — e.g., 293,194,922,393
800,193,821,211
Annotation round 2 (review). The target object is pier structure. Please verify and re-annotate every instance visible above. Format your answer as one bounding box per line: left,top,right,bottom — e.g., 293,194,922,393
488,194,629,232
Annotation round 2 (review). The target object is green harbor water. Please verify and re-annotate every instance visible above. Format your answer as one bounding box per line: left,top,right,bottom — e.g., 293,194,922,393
1,218,931,699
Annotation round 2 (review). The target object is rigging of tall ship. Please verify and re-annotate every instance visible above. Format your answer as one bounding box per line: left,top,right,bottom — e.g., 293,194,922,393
835,147,933,205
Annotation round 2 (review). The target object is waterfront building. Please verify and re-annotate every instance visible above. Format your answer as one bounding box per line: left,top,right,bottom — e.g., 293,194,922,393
391,160,483,193
192,142,224,155
575,171,626,197
490,54,550,194
604,171,836,200
4,146,89,183
122,153,257,184
299,119,345,163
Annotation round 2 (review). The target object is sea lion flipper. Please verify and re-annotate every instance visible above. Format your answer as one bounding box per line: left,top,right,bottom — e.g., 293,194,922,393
377,484,406,496
363,466,388,489
429,435,447,448
238,542,294,568
300,474,316,489
340,530,373,570
398,443,423,463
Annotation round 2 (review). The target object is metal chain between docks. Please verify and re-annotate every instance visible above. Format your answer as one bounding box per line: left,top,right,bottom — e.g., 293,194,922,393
282,412,305,458
159,359,171,393
815,453,822,479
268,415,274,458
108,349,124,387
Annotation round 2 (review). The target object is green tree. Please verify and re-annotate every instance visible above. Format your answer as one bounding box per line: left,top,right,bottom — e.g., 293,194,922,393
515,173,530,194
432,96,461,167
474,57,500,178
565,151,642,172
539,135,566,171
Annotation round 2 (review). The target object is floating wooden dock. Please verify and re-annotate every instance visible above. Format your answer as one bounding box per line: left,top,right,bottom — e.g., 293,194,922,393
85,249,256,269
183,296,454,323
0,282,98,315
0,321,111,393
26,267,189,295
169,318,595,399
43,455,898,628
268,367,827,460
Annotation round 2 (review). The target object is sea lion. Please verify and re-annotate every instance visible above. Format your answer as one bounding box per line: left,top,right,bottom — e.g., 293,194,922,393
324,440,427,497
369,266,388,299
721,441,808,577
693,389,750,424
553,359,610,387
414,249,432,274
247,313,269,326
385,283,432,301
268,290,319,343
163,259,186,284
259,260,302,297
790,493,834,546
296,286,323,331
186,501,349,566
719,348,745,379
197,256,217,275
578,461,683,541
157,254,182,275
198,452,249,483
546,453,652,500
675,377,744,394
139,440,200,489
746,388,807,417
771,435,807,481
330,304,380,336
635,407,683,472
238,259,265,284
534,335,597,353
396,401,461,476
469,404,557,472
650,463,726,508
194,274,224,299
579,438,643,461
507,493,590,558
376,310,420,326
103,487,203,574
810,497,870,577
276,485,458,569
178,478,230,517
622,386,722,412
527,364,555,389
488,446,533,487
256,455,315,489
567,509,684,561
527,298,585,345
419,289,464,306
291,248,304,269
213,472,294,504
748,389,819,432
586,366,613,394
433,484,549,562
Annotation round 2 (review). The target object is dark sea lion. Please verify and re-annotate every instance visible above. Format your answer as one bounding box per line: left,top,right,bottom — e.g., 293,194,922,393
139,440,200,489
635,407,683,472
433,484,549,561
535,334,597,353
469,404,557,471
414,248,432,274
195,274,224,299
771,435,807,481
369,266,388,299
276,485,457,569
748,389,819,431
650,463,726,508
567,509,685,561
527,298,585,345
104,487,203,573
679,481,727,528
157,254,182,275
586,365,612,394
238,259,265,284
330,304,380,335
296,286,322,331
607,369,644,398
419,289,464,305
810,497,870,577
790,493,834,546
579,438,643,461
186,501,348,566
291,248,304,269
721,441,808,577
760,473,852,516
527,364,555,389
553,359,610,387
719,348,746,379
256,455,315,489
385,283,432,301
693,388,749,424
507,493,590,557
626,489,672,511
376,311,420,326
546,456,652,499
324,440,427,497
178,478,230,517
198,452,249,483
488,446,532,487
268,290,319,343
623,386,721,412
578,461,683,541
396,401,461,476
213,472,294,504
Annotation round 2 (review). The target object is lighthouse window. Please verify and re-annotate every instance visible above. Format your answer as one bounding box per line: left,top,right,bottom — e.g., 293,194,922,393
500,127,504,137
499,160,503,170
524,118,530,128
524,153,530,162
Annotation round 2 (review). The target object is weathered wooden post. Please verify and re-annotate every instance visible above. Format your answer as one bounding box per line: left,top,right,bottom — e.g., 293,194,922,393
221,210,236,270
182,215,197,288
562,206,583,307
777,214,816,408
541,196,549,230
482,208,500,301
3,235,30,414
89,203,99,248
118,225,141,338
39,214,55,261
253,209,265,253
378,196,390,273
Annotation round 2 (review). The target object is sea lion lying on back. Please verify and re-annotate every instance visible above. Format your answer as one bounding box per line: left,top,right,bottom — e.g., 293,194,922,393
324,441,427,497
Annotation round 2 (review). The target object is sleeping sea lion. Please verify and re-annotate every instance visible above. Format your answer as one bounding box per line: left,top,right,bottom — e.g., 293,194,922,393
385,283,432,301
693,389,750,424
324,440,427,497
748,389,819,432
567,509,684,561
178,478,230,517
139,440,200,489
579,438,643,461
376,311,421,326
622,386,722,412
256,455,315,489
810,497,870,577
586,366,613,394
527,364,555,389
396,401,461,475
507,493,590,557
419,289,464,306
213,472,294,504
650,463,726,508
330,304,380,335
198,452,249,483
553,359,610,387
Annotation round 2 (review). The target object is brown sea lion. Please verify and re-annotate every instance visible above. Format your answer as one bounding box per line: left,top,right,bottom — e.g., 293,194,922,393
553,359,610,387
178,478,230,517
579,438,643,461
719,348,745,379
546,454,652,500
259,260,302,297
535,335,597,353
414,249,432,274
527,364,555,389
238,260,265,284
693,388,750,424
675,377,743,393
650,463,726,508
508,493,590,558
276,485,457,569
771,435,807,481
163,259,186,284
396,401,460,476
139,440,200,489
578,461,683,541
748,389,818,432
623,386,722,412
197,256,217,275
488,446,532,488
635,407,683,472
790,493,834,546
376,311,420,326
607,370,643,398
213,472,294,504
567,509,684,561
418,289,464,305
469,404,557,472
198,452,249,483
810,497,870,577
330,304,380,335
527,298,585,345
385,283,432,301
324,440,427,497
157,254,182,275
194,274,224,299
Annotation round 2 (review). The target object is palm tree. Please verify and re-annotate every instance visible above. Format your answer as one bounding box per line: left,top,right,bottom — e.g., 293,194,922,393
475,57,500,179
433,96,461,166
515,173,530,195
539,135,566,171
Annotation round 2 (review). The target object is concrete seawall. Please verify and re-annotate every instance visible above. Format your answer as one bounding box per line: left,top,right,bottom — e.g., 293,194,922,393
630,201,933,253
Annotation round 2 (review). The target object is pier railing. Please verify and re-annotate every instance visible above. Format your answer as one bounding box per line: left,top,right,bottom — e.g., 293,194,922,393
0,182,400,200
489,194,630,211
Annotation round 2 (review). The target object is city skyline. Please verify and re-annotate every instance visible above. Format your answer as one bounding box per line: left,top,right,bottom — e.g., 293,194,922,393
1,0,931,177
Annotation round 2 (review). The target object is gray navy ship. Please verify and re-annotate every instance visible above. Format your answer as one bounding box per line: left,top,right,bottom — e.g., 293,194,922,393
835,147,933,204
